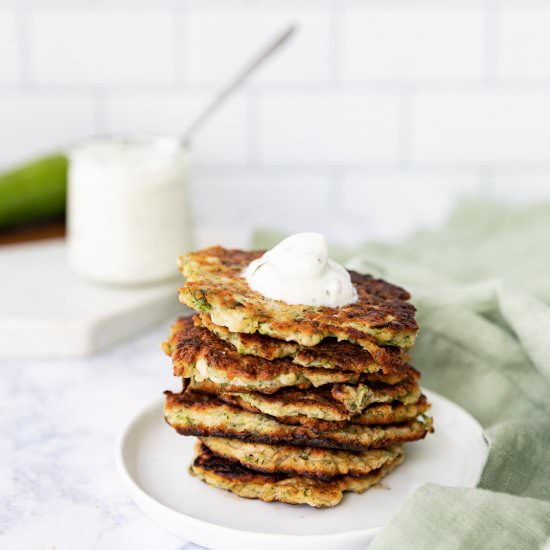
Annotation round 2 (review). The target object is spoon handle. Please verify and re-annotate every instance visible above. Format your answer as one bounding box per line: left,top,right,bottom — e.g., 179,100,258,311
181,24,296,146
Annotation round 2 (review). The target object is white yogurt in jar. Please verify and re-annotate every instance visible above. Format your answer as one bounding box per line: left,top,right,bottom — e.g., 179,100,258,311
67,137,192,285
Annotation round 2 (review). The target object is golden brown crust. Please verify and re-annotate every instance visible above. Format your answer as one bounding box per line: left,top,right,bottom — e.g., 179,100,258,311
164,389,433,452
200,437,403,480
189,377,421,421
164,317,418,394
164,317,369,392
349,395,430,426
198,313,300,360
330,378,421,413
221,395,431,431
178,246,418,349
165,316,300,381
193,381,351,421
190,442,404,507
198,313,410,372
293,335,408,372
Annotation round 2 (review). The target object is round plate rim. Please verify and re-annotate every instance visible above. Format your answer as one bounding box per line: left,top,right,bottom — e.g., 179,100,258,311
115,389,488,544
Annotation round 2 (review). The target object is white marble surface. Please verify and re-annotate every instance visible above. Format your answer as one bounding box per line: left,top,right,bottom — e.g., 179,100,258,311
0,240,182,358
0,316,206,550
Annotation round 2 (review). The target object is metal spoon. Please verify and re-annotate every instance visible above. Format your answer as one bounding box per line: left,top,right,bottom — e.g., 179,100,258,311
181,24,297,147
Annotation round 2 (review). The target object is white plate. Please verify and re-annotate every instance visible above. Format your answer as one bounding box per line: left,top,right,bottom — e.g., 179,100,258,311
116,390,488,550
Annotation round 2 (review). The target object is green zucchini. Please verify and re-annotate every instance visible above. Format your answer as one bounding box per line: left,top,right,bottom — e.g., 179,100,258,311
0,154,68,229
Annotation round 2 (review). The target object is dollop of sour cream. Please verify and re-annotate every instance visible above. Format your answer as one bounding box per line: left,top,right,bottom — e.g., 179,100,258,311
243,233,357,307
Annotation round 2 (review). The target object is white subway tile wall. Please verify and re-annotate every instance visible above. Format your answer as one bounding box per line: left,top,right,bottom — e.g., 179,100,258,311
185,7,332,84
105,92,249,165
257,91,401,165
341,6,485,81
0,12,19,84
0,93,96,166
339,170,482,241
1,0,550,245
29,9,177,85
497,6,550,80
412,90,550,165
492,169,550,203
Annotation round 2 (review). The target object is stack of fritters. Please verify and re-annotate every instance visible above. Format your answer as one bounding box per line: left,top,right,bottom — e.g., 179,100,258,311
163,246,433,508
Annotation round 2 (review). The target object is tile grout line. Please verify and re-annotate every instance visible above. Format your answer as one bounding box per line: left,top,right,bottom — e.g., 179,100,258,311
92,90,109,136
398,87,413,168
328,0,343,87
15,2,32,90
479,166,495,197
8,80,550,96
327,167,344,218
483,0,499,83
246,87,260,168
173,0,188,85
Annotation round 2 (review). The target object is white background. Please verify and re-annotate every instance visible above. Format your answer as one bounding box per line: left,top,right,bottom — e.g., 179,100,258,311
1,0,550,245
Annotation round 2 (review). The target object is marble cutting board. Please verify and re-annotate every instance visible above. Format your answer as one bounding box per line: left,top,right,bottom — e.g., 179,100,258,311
0,239,184,358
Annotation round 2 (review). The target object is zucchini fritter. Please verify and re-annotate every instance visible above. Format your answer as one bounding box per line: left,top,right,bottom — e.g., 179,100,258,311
199,313,408,371
200,437,403,480
189,378,422,421
164,389,433,452
178,246,418,349
190,442,404,508
218,394,431,431
164,317,390,393
164,317,417,393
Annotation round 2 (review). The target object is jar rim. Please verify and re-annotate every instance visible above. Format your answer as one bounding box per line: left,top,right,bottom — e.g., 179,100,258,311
69,134,188,161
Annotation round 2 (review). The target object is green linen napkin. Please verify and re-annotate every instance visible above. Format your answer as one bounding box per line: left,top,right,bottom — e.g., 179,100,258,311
253,199,550,549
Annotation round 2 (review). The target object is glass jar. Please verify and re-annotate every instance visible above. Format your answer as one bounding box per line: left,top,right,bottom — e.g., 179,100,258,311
67,136,192,285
